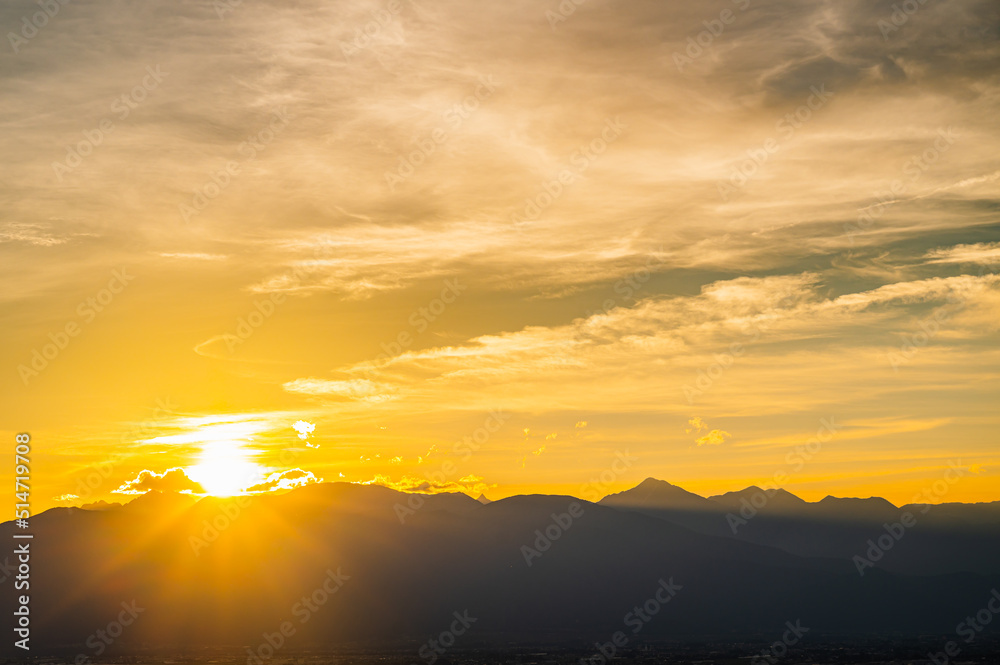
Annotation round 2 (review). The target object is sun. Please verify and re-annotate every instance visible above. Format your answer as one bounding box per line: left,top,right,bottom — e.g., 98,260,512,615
187,439,265,497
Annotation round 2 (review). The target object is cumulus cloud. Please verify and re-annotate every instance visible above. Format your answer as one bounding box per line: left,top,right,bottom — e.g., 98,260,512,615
244,468,321,493
687,417,730,445
112,468,206,495
696,430,732,446
292,420,316,440
686,417,708,434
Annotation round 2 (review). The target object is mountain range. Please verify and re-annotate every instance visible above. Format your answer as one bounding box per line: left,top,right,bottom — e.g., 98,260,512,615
2,479,998,654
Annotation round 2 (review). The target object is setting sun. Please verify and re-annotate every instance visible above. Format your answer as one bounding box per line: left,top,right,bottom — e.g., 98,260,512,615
187,439,265,497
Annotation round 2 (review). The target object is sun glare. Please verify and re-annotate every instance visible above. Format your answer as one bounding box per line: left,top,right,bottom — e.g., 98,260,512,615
187,439,264,497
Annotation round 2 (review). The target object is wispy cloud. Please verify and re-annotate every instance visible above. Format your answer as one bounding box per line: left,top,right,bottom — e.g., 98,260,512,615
283,378,396,401
924,242,1000,266
361,473,494,496
157,252,229,261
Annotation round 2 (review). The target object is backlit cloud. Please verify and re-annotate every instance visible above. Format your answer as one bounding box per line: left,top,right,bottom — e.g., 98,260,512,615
363,473,495,496
244,468,321,493
113,468,206,495
292,420,316,440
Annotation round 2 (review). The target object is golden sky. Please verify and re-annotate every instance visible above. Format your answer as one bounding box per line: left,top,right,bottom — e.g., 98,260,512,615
2,0,999,513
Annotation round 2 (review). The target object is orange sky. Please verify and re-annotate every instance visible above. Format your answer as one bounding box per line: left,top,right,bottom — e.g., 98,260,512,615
1,0,999,514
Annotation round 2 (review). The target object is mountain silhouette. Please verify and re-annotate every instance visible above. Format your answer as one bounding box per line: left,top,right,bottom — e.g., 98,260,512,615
2,479,998,654
602,479,1000,575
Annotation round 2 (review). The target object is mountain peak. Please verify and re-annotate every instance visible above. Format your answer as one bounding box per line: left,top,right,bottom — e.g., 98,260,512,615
600,477,713,509
711,486,803,499
818,495,897,507
80,500,122,511
636,477,678,489
811,495,900,522
708,486,808,513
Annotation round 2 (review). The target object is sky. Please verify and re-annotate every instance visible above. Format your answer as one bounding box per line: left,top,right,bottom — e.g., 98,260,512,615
1,0,998,513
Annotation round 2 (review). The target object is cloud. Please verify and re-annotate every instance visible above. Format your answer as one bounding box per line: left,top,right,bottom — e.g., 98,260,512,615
292,420,316,440
925,242,1000,267
686,417,708,434
53,494,79,502
0,222,73,246
244,468,321,493
283,378,396,401
344,272,997,378
135,413,278,446
696,430,732,446
284,271,999,425
81,500,121,511
362,473,494,496
157,252,228,260
112,468,206,495
2,0,997,309
687,417,729,445
247,227,677,300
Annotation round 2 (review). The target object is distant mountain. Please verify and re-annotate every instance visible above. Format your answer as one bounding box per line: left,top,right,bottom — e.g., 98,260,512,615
601,479,1000,576
117,488,200,513
79,499,122,511
1,481,998,655
603,477,716,510
811,495,901,522
709,486,810,514
600,477,729,535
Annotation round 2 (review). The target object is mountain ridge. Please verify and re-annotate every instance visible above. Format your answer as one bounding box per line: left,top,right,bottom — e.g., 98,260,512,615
48,477,1000,518
2,479,999,654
